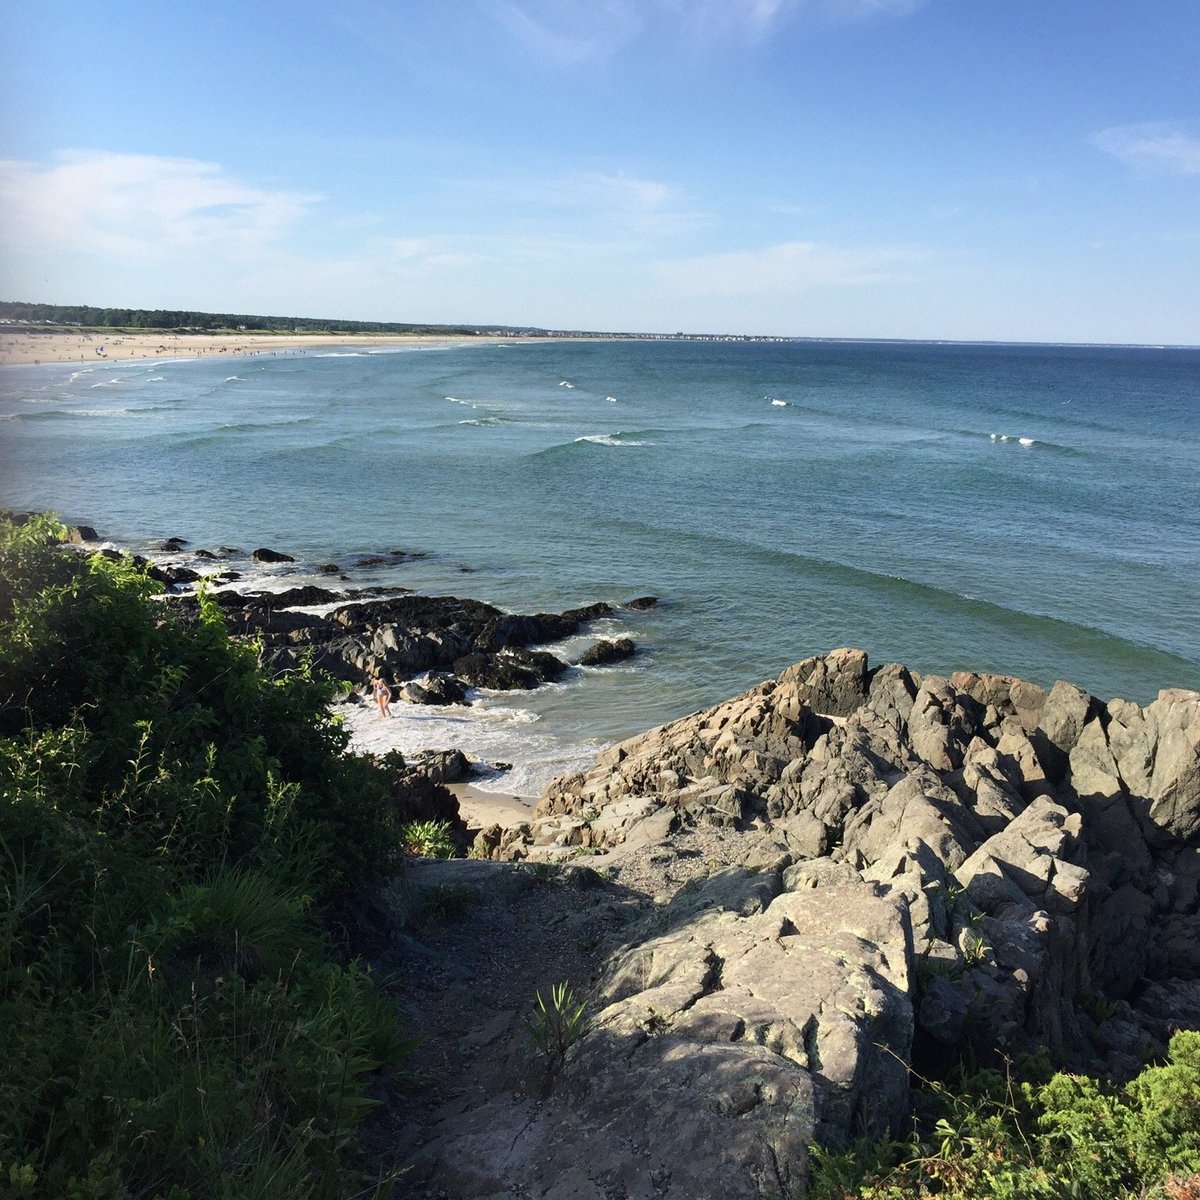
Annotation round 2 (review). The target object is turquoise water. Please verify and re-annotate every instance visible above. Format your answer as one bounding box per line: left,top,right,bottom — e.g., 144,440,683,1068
3,338,1198,793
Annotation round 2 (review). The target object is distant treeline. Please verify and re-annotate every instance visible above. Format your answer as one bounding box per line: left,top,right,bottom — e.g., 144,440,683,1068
0,300,541,336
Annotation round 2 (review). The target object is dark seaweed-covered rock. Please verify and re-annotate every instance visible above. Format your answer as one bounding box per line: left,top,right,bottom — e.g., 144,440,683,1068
563,601,615,623
579,637,636,666
146,562,200,586
408,748,472,784
399,672,469,706
452,653,542,691
251,547,295,563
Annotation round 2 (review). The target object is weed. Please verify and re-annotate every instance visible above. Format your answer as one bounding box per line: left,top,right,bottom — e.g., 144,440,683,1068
525,981,588,1069
961,932,991,967
523,861,559,884
398,819,457,859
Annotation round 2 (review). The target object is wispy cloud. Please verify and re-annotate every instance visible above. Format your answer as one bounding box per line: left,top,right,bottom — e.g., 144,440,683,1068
654,239,918,298
481,0,640,64
1092,123,1200,177
438,167,710,240
482,0,926,62
0,151,321,260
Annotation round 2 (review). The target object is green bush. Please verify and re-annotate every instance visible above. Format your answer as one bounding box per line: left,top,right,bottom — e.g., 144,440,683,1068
0,515,406,1198
810,1031,1200,1199
397,819,456,860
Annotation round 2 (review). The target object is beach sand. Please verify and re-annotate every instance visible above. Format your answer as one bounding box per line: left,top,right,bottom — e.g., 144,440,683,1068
0,329,515,367
447,781,536,832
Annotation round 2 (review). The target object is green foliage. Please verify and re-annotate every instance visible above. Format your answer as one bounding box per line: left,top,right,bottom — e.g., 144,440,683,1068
0,516,406,1198
525,981,588,1070
0,299,487,337
808,1032,1200,1199
397,819,457,860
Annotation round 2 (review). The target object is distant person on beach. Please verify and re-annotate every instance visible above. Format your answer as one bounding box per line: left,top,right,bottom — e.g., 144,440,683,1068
371,676,392,718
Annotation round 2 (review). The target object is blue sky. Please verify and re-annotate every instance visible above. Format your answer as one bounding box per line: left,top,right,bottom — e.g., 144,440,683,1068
1,0,1197,342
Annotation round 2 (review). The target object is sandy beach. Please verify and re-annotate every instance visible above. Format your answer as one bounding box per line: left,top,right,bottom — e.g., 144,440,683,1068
446,781,536,831
0,329,515,367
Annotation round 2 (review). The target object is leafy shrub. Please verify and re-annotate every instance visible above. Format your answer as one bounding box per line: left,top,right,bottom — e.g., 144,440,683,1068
0,515,406,1198
809,1031,1200,1199
398,819,457,859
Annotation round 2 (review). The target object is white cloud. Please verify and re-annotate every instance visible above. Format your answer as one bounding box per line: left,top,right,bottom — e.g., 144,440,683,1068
0,151,321,260
1092,123,1200,177
655,239,918,297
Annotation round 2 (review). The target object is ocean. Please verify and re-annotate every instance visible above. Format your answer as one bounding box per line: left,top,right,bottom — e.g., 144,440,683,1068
2,337,1198,796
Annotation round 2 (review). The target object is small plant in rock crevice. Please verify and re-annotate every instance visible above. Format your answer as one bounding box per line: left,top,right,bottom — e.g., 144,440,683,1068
397,819,457,860
525,981,588,1071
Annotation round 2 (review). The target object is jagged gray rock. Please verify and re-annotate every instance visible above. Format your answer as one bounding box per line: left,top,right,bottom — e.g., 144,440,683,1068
509,651,1200,1077
385,648,1200,1200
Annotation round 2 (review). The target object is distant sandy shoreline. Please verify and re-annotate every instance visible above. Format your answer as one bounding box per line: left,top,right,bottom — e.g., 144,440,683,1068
0,329,530,367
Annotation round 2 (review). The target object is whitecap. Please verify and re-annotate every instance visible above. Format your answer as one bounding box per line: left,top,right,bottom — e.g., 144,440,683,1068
606,396,618,402
559,380,575,388
575,433,646,447
1018,437,1036,446
770,398,788,407
224,375,242,382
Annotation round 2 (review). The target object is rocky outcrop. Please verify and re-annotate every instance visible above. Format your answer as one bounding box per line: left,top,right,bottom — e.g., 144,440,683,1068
392,859,913,1200
513,871,913,1200
487,650,1200,1079
388,649,1200,1200
170,588,632,702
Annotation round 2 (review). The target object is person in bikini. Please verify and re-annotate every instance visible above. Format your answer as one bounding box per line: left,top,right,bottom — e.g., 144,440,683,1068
371,676,392,718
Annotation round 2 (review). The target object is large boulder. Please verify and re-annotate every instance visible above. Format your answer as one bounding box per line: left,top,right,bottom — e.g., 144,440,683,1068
1068,688,1200,848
